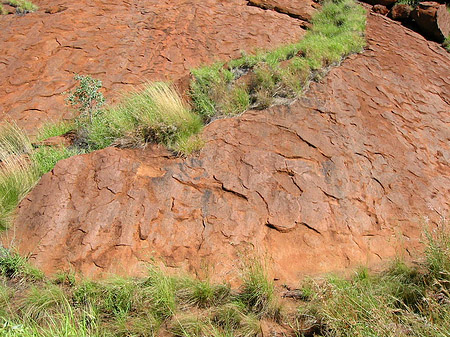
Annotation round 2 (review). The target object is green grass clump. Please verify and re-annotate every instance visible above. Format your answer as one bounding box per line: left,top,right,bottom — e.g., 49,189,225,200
0,122,83,230
30,146,84,176
190,0,366,116
84,82,203,153
176,277,231,308
36,120,75,142
3,0,37,13
0,123,38,230
0,248,43,281
238,260,277,317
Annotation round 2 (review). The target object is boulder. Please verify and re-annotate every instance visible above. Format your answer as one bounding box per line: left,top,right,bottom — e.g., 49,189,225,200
389,4,413,20
411,2,450,42
373,4,390,15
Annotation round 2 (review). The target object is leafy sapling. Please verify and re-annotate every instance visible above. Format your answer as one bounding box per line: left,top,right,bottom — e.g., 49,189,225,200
66,74,105,122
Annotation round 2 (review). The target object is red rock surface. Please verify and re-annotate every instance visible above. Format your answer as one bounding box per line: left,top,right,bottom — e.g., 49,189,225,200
248,0,319,21
4,13,450,285
0,0,305,133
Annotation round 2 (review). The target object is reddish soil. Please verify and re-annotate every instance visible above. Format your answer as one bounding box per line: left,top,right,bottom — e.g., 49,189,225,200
0,0,309,133
5,13,449,285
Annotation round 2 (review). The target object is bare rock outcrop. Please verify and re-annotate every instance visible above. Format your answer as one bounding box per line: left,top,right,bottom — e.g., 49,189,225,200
0,0,306,133
4,13,450,284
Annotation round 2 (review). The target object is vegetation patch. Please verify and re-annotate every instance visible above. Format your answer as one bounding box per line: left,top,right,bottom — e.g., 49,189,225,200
1,0,37,14
0,122,83,230
0,222,449,336
83,82,203,153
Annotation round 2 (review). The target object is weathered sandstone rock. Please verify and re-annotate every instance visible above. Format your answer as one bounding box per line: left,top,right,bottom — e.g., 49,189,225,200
411,2,450,42
389,4,413,20
373,4,389,15
247,0,319,21
0,0,305,133
4,13,450,285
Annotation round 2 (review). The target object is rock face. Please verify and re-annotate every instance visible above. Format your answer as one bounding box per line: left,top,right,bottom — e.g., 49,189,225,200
411,2,450,42
247,0,319,21
0,0,306,133
5,13,450,284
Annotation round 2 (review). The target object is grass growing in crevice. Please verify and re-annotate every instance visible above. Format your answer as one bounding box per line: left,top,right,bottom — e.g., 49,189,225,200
189,0,366,120
83,82,204,153
0,222,449,336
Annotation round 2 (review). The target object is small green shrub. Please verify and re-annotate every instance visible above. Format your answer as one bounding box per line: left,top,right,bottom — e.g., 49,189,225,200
396,0,420,7
66,74,105,121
